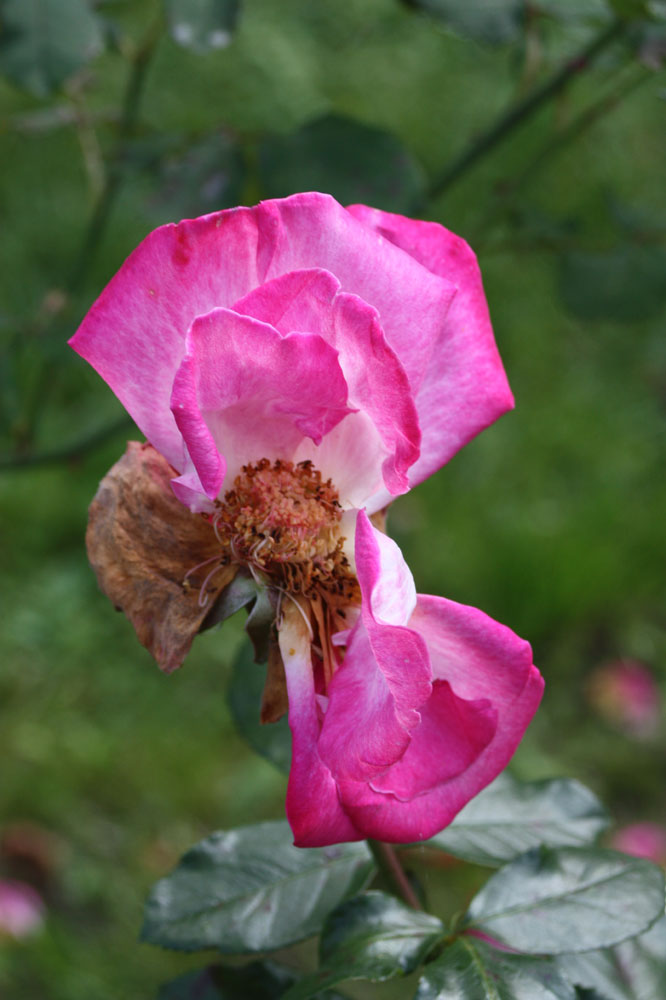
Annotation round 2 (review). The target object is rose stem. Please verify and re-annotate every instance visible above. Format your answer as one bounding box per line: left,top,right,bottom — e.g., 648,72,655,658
367,840,423,911
426,16,627,203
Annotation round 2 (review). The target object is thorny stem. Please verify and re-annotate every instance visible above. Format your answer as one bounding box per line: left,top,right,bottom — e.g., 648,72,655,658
471,64,653,254
507,64,651,195
367,840,423,911
426,17,628,203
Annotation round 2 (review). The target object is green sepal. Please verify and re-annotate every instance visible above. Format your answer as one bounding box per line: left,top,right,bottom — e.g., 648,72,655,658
202,569,260,631
245,586,277,664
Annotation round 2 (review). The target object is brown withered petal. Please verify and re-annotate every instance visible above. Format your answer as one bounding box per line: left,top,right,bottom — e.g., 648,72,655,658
369,506,388,534
260,638,289,725
86,441,236,673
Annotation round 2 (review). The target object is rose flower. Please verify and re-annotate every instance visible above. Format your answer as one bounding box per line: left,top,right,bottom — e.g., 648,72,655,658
70,192,543,847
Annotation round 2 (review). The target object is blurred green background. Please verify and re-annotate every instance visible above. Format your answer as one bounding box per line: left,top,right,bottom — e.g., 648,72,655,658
1,0,665,996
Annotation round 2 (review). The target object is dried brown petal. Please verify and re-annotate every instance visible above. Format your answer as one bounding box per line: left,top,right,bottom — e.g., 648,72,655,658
86,441,236,672
370,506,388,534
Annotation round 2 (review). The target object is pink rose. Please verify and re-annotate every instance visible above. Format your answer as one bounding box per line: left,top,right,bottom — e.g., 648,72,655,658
71,192,543,846
587,658,660,738
0,880,45,939
611,823,666,866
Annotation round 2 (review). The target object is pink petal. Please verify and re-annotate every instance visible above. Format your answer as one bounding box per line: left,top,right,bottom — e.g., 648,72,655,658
354,509,416,627
368,681,496,798
234,268,421,500
170,308,353,500
261,193,458,396
337,596,543,842
317,512,431,785
346,204,514,488
70,207,270,468
278,601,362,847
317,617,426,783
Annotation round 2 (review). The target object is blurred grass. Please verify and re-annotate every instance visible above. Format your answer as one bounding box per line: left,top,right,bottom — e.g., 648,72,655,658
1,0,665,995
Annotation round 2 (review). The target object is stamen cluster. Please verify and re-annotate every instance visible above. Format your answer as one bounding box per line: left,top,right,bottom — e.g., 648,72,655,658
213,459,359,604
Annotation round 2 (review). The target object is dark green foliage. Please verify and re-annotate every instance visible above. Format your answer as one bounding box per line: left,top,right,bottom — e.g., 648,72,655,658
0,0,104,96
141,822,373,953
157,961,299,1000
464,847,665,954
164,0,241,53
415,938,577,1000
557,914,666,1000
427,773,609,866
401,0,524,45
259,114,427,214
158,960,348,999
1,0,665,997
280,892,445,999
559,245,666,322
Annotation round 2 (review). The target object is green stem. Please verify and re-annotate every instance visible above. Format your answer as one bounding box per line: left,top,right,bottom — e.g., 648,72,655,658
427,17,628,202
367,840,423,910
509,64,650,194
471,64,652,254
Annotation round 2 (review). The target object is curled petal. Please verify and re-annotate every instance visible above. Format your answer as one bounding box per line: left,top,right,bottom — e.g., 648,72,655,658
69,207,270,468
234,268,421,502
261,193,458,395
337,596,543,843
278,599,362,847
170,307,353,501
317,511,431,792
347,204,514,490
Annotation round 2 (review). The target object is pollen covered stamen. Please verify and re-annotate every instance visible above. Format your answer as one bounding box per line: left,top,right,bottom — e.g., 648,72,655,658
210,458,360,691
214,459,349,588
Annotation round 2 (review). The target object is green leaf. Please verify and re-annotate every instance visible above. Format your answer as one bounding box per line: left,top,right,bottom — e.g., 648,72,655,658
165,0,241,53
533,0,612,22
157,960,298,999
427,774,609,867
141,821,374,954
258,114,427,215
0,0,104,97
228,636,291,773
402,0,523,46
557,914,666,1000
281,891,445,1000
154,132,246,223
465,847,665,955
559,246,666,322
203,570,260,631
648,1,666,19
156,959,350,999
158,966,228,1000
608,0,650,18
415,936,577,1000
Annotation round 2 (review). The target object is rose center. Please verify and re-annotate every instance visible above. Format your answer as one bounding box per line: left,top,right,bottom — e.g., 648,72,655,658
213,458,356,599
208,458,361,697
